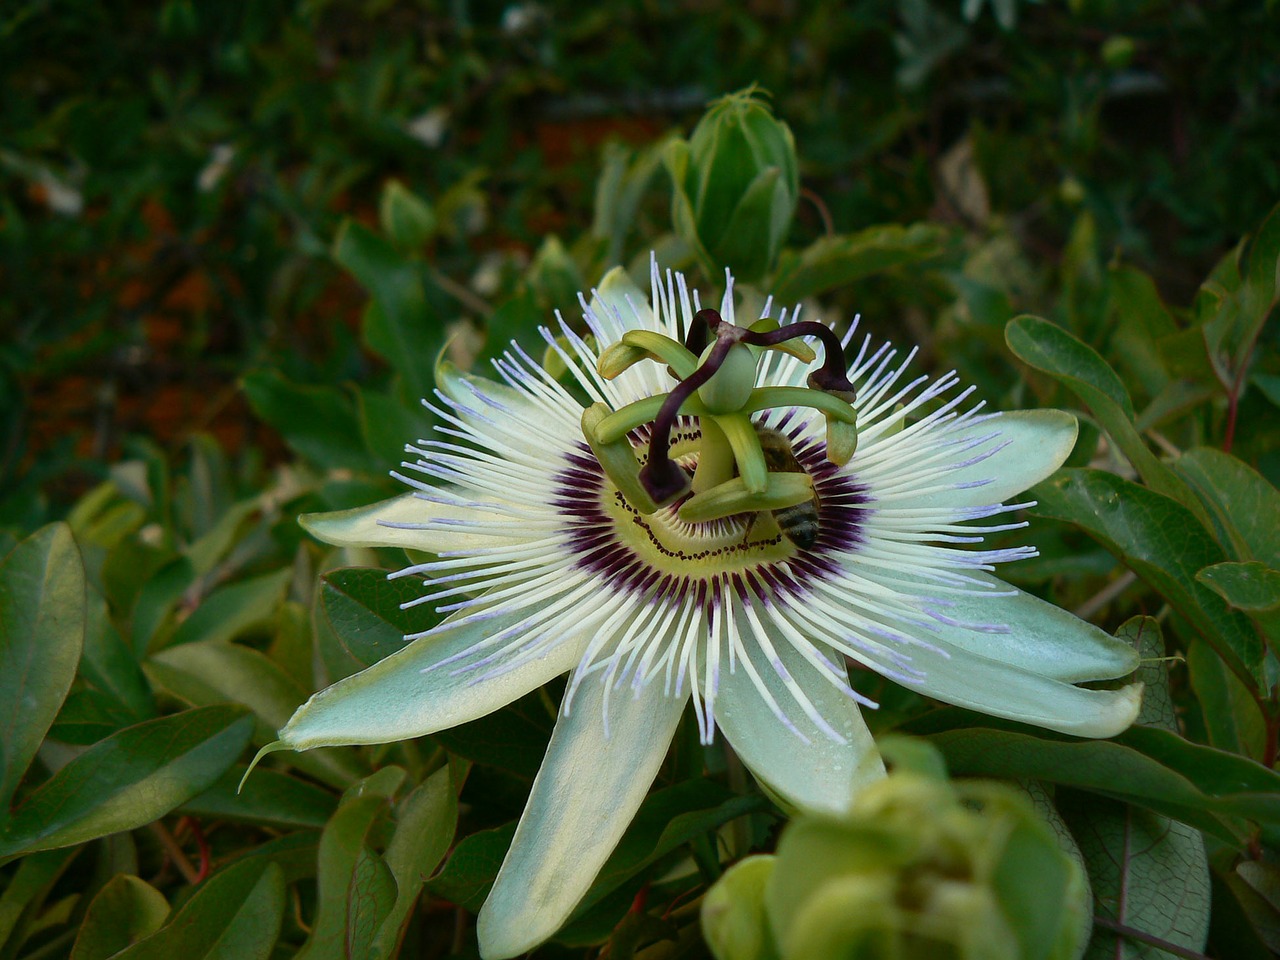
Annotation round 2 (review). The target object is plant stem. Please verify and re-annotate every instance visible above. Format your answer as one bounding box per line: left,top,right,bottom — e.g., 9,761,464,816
1091,917,1211,960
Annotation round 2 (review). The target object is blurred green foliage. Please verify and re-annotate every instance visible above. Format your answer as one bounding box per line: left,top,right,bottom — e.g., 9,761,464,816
5,0,1280,520
2,1,1279,959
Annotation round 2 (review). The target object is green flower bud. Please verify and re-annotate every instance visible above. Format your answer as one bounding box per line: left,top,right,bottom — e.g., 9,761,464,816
704,756,1090,960
701,856,780,960
666,88,799,282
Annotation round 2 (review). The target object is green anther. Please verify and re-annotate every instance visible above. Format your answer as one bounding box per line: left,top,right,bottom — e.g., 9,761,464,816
719,414,769,493
677,472,815,524
766,339,817,364
697,342,758,414
619,330,699,380
581,403,659,514
746,319,817,364
825,416,858,465
740,386,857,424
595,394,712,445
596,341,653,380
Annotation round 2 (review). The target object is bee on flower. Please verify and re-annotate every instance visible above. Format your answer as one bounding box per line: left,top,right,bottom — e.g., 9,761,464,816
273,258,1141,959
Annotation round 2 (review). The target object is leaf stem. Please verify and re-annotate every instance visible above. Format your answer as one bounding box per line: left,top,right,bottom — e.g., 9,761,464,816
1224,386,1239,453
1263,707,1279,769
148,820,200,885
1090,916,1211,960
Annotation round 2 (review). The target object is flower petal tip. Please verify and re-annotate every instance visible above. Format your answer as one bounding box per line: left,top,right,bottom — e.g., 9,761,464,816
1093,679,1145,738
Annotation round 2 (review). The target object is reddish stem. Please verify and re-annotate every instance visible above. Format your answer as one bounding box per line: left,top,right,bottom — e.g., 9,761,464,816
1263,709,1279,769
182,816,211,882
1224,386,1239,453
630,883,650,915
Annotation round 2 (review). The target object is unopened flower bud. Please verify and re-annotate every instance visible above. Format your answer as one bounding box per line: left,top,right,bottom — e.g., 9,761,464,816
666,88,799,282
704,757,1090,960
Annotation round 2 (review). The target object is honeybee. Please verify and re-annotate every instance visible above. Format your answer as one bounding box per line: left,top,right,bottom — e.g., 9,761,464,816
745,424,821,549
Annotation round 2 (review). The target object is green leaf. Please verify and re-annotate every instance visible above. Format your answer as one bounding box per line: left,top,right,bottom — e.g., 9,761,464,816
1197,561,1280,612
0,523,86,811
908,716,1280,843
1060,792,1210,960
147,638,363,789
242,369,376,473
1006,315,1203,516
1175,447,1280,566
181,764,337,830
1187,638,1267,760
571,779,769,921
0,705,254,860
478,287,545,365
1230,861,1280,954
1210,869,1280,958
591,139,669,268
371,766,457,958
1062,619,1212,960
358,385,429,467
53,586,155,744
0,847,80,953
1032,468,1264,686
164,568,292,650
69,875,170,960
1255,372,1280,407
78,588,154,723
183,497,259,579
347,847,398,960
771,223,946,304
431,691,554,779
1135,380,1217,434
128,556,195,655
294,773,399,960
312,575,366,686
321,567,442,668
379,179,437,252
333,220,438,403
1107,265,1177,400
428,779,767,920
1204,201,1280,389
1121,617,1175,733
109,859,285,960
425,822,515,914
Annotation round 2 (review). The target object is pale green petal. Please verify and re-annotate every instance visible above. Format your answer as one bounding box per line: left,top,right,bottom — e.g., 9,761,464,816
476,683,687,959
279,608,584,750
897,583,1143,737
300,493,506,555
928,572,1139,683
716,640,884,817
889,409,1077,510
435,360,539,418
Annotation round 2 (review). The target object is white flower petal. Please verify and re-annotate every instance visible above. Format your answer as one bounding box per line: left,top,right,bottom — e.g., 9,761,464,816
885,409,1078,510
477,684,687,960
279,607,584,750
300,493,506,555
894,581,1143,737
716,638,885,816
925,572,1140,682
